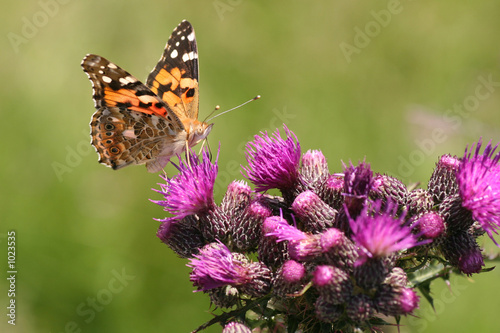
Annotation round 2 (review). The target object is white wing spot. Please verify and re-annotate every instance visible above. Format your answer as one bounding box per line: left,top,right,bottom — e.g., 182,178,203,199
107,63,118,69
170,49,178,58
119,77,136,85
102,76,112,83
182,51,198,61
181,36,185,40
175,41,180,47
187,32,195,41
122,130,137,139
98,70,104,74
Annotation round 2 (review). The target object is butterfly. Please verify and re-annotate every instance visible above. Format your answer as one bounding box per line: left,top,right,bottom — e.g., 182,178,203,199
81,20,213,172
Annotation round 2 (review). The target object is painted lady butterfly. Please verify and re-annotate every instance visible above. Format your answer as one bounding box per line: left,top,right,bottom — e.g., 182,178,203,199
81,20,212,172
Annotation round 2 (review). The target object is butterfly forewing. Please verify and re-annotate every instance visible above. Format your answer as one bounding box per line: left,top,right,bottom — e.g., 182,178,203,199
146,20,200,121
82,54,181,123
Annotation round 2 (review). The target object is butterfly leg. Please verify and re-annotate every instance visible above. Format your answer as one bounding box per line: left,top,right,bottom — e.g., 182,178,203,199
185,140,192,168
198,139,212,161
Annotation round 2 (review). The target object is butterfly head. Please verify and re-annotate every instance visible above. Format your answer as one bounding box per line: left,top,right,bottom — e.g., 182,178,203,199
186,120,214,148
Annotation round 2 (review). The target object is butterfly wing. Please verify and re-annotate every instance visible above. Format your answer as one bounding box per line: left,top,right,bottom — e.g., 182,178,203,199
146,20,200,121
82,54,187,171
89,106,187,171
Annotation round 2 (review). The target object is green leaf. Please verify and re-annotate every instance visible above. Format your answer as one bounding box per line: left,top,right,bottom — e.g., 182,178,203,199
417,280,434,310
407,260,451,288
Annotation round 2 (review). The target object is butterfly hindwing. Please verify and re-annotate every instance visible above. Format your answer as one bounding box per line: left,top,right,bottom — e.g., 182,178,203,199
90,106,186,171
146,20,200,121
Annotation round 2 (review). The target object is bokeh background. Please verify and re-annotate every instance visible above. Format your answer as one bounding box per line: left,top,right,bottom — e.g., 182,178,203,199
2,1,500,332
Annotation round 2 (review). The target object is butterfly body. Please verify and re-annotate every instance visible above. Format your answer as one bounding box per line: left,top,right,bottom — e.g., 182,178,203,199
82,20,212,172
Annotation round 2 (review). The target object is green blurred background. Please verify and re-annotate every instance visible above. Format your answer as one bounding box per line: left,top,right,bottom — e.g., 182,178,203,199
1,1,500,332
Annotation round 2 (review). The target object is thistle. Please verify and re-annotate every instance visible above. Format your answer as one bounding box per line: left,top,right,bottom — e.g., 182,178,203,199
152,125,499,332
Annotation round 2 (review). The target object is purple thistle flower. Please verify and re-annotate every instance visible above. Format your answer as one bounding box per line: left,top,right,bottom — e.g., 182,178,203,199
343,160,373,202
288,234,323,262
156,216,205,258
300,149,329,179
353,256,393,290
339,161,373,234
457,140,500,245
376,284,420,316
370,173,408,207
242,125,301,199
298,149,329,193
258,216,290,268
265,216,307,242
346,294,375,322
414,211,445,239
319,174,345,209
232,200,272,251
320,228,358,271
273,260,307,297
221,180,252,218
350,201,422,258
153,148,218,221
428,154,460,203
458,247,484,276
407,188,434,215
188,242,240,291
264,216,323,262
313,265,353,304
188,242,271,293
398,288,420,314
441,230,484,275
281,260,307,283
384,267,408,289
438,194,474,232
291,190,337,233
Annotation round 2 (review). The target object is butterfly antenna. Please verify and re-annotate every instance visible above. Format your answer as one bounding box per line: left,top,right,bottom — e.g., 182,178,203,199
205,95,261,122
204,105,221,122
